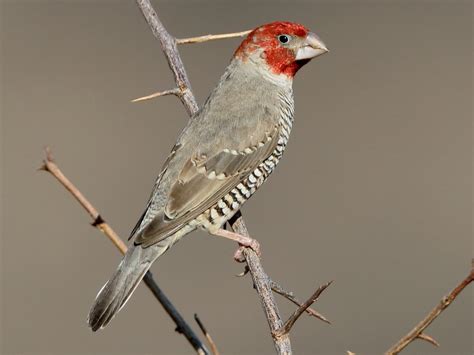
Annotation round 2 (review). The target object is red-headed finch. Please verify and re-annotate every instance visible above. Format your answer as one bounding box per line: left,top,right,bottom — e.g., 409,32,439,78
88,21,328,331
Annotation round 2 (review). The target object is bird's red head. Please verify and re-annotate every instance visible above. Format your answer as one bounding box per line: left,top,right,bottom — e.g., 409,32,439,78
235,21,328,78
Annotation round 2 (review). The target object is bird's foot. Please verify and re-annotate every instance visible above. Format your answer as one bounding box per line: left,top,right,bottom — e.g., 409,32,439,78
233,240,261,263
212,228,261,262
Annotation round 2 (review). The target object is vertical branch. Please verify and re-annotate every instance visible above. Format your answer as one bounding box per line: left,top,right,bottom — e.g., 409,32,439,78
229,213,292,353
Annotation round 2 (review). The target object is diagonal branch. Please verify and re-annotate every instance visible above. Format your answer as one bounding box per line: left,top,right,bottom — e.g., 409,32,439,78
385,260,474,355
40,147,127,254
273,281,332,338
270,280,330,324
40,147,209,355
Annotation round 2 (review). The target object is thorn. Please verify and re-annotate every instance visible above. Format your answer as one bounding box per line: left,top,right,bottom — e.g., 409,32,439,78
309,310,331,325
194,313,207,333
39,146,54,172
174,326,184,334
44,146,54,162
37,163,48,172
417,333,440,347
131,88,180,103
91,215,105,227
235,265,250,277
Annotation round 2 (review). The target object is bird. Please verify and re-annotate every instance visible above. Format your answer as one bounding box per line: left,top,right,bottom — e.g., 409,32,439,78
88,21,328,331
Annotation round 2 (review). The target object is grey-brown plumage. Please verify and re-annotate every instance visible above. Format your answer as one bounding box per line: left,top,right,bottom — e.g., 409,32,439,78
88,21,328,331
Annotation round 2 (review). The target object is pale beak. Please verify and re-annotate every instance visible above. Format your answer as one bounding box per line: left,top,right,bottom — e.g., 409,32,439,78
295,32,329,60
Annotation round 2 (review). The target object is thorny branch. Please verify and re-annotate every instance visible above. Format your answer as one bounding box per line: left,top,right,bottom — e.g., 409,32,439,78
132,29,252,103
40,148,209,355
270,280,330,324
385,260,474,355
131,27,250,103
228,213,291,353
274,281,332,338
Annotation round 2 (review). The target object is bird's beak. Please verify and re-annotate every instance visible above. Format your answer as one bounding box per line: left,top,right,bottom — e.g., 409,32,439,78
295,32,329,60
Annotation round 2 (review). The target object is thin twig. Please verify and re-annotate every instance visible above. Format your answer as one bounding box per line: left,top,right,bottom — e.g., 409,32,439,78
274,281,332,338
135,1,294,353
270,280,331,324
40,147,209,355
194,314,220,355
132,88,180,103
176,30,251,44
385,260,474,355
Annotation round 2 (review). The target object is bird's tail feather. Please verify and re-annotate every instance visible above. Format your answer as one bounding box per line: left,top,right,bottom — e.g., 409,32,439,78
87,240,171,331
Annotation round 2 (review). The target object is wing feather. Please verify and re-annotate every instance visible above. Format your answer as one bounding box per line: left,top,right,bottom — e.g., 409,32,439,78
134,126,279,247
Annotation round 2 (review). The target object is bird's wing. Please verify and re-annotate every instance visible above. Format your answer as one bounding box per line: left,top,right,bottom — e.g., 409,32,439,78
128,143,181,240
134,125,280,247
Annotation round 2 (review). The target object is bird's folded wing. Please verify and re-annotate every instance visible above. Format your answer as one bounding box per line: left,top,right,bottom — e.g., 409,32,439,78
134,126,280,247
128,143,181,240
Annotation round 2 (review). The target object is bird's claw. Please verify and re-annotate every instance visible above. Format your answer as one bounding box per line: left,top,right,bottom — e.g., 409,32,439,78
233,246,246,263
235,265,250,277
233,239,261,263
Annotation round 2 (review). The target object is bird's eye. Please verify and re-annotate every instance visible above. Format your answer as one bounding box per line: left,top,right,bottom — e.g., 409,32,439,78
278,34,291,44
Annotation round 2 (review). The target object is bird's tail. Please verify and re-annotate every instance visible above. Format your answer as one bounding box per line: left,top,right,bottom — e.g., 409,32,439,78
87,238,174,331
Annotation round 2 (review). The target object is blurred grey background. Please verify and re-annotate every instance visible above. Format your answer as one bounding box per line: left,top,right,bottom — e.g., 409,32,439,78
1,1,472,354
